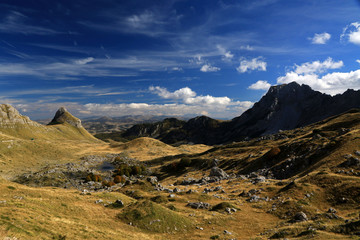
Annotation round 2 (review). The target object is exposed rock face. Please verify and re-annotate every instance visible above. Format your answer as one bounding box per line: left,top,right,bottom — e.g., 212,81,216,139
0,104,40,127
48,107,82,128
121,82,360,145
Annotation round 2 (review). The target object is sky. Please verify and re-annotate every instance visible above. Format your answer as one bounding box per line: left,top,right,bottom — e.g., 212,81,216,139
1,0,360,120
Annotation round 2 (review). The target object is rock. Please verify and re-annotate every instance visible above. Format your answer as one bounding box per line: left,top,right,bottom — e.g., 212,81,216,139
173,187,181,193
211,159,219,167
113,199,124,208
209,167,229,179
355,150,360,156
168,194,176,198
146,176,158,185
186,202,211,209
328,208,337,213
294,212,308,222
224,230,232,235
186,189,195,194
248,195,260,203
149,219,161,225
48,107,82,128
95,199,103,204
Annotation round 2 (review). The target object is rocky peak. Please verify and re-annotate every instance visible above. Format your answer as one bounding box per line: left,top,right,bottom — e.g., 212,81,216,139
0,104,38,126
48,107,82,128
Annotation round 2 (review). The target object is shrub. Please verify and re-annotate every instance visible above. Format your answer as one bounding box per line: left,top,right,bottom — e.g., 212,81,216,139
179,157,192,168
265,147,281,159
102,180,116,187
85,173,102,182
113,175,126,184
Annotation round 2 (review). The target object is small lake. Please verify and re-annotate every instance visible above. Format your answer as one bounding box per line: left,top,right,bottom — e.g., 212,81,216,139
97,161,115,171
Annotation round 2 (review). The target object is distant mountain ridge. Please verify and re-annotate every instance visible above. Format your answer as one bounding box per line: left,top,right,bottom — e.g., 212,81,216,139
115,82,360,145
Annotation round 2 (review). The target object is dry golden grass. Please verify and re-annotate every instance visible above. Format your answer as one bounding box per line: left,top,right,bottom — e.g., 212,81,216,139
108,137,212,161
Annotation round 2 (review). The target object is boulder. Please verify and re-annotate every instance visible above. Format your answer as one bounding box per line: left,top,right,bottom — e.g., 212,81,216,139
209,167,229,179
294,212,308,222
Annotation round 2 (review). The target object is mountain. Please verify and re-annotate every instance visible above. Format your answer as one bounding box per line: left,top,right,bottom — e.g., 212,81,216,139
0,104,96,141
79,115,187,134
112,82,360,145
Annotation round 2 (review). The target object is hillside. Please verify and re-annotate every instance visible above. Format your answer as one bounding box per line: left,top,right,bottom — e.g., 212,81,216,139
0,105,102,178
1,107,360,239
101,82,360,145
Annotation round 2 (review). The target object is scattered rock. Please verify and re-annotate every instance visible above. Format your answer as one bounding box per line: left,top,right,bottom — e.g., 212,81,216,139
186,202,211,209
224,230,232,235
95,199,103,204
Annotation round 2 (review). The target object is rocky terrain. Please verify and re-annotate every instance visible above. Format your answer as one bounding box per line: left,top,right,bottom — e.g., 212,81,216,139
0,90,359,239
98,82,360,145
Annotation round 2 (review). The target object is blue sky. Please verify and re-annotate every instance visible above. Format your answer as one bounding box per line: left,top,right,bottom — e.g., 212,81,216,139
1,0,360,119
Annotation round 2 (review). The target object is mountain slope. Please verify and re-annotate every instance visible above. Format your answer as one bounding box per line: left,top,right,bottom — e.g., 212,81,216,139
116,82,360,145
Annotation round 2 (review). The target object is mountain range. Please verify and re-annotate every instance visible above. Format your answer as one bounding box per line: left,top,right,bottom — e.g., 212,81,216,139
99,82,360,145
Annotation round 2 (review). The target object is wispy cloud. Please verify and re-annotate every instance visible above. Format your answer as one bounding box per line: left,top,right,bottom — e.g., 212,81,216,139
0,11,62,35
74,57,94,65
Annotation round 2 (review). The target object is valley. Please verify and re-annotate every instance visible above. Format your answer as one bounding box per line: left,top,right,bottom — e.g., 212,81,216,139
0,83,359,240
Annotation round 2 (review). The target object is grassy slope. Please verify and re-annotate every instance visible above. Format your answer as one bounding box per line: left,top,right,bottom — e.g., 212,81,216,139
0,178,158,240
0,110,360,239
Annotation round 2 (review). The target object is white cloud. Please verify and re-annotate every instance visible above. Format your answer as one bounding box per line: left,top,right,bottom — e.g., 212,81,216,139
184,95,231,105
277,58,360,95
248,80,271,90
356,60,360,65
217,45,234,60
75,57,94,65
341,22,360,45
239,45,254,51
200,64,220,72
149,86,253,113
149,86,196,100
171,67,183,71
309,32,331,44
83,101,252,119
294,57,343,74
236,57,267,73
126,11,156,29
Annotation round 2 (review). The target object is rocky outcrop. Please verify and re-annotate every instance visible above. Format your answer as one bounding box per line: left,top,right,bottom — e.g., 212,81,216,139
0,104,40,127
48,107,82,128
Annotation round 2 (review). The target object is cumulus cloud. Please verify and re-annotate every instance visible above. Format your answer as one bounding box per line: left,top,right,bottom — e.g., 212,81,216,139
248,80,271,90
309,32,331,44
294,57,343,74
149,86,232,105
149,86,196,100
200,64,220,72
147,86,253,117
356,59,360,65
276,58,360,95
74,57,94,65
236,57,267,73
341,22,360,45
